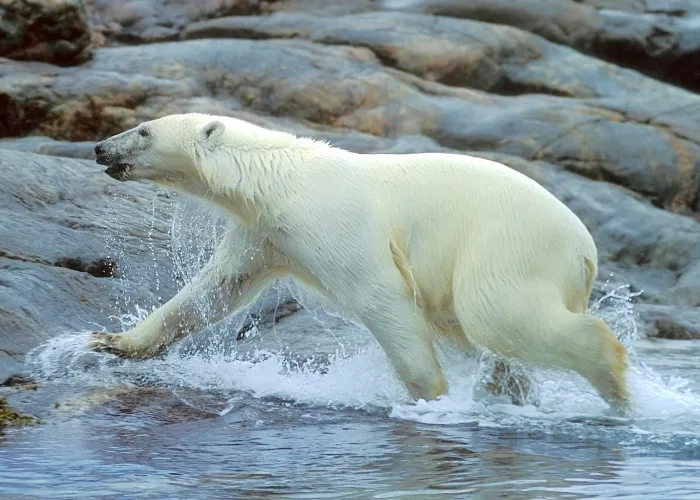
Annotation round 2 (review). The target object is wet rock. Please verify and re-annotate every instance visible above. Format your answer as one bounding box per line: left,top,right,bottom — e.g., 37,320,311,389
0,146,309,380
0,137,95,159
1,374,36,388
270,0,377,16
0,148,178,379
0,396,37,429
86,0,277,45
578,0,700,14
637,304,700,339
0,57,197,140
670,260,700,307
183,11,688,99
379,0,700,92
0,0,91,65
378,0,607,54
56,387,219,424
0,354,23,384
237,300,301,341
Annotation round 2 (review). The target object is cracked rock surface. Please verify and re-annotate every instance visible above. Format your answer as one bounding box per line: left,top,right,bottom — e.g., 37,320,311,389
1,0,700,379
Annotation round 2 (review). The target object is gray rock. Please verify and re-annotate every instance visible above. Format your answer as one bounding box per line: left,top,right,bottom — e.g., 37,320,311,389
86,0,276,45
0,137,95,159
0,147,304,380
4,33,700,212
0,148,176,379
182,11,689,99
379,0,700,92
670,260,700,307
0,0,91,66
637,304,700,339
0,56,197,139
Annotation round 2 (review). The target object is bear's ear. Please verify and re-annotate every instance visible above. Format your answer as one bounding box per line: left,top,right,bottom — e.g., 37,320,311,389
196,120,225,143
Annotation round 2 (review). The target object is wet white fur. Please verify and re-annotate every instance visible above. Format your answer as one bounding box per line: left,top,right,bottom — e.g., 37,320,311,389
91,113,630,407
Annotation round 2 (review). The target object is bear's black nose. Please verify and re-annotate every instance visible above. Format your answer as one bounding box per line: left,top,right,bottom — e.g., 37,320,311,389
94,142,104,156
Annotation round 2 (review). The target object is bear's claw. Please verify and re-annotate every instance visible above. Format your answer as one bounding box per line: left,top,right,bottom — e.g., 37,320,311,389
89,332,128,358
89,332,148,359
88,332,165,359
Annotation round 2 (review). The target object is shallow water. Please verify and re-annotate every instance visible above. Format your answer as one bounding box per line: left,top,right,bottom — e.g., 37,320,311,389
2,305,700,499
2,201,700,499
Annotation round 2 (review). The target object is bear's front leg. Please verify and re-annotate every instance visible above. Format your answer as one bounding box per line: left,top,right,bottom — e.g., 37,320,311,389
89,228,287,359
90,325,165,359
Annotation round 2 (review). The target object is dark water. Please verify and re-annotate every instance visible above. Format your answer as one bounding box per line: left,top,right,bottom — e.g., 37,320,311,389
2,200,699,499
2,312,700,499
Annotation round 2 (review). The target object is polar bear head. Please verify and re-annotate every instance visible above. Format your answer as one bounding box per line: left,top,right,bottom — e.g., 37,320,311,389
94,113,322,210
94,113,229,185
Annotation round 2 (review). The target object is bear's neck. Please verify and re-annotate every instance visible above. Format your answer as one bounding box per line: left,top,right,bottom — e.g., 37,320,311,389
192,144,313,228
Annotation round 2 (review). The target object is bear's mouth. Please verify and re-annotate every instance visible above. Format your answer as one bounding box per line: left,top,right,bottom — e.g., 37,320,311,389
104,163,132,181
95,153,132,181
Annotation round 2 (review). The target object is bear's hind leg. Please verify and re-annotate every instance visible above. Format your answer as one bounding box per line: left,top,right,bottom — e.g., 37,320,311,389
429,317,535,406
567,315,630,408
453,280,631,410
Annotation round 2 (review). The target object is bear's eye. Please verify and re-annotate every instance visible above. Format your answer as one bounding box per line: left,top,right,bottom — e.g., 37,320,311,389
139,128,150,138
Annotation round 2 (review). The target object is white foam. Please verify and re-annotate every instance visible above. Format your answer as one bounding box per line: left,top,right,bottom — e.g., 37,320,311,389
26,321,700,437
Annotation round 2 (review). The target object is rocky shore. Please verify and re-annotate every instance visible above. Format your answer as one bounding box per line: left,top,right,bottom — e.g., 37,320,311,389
1,0,699,382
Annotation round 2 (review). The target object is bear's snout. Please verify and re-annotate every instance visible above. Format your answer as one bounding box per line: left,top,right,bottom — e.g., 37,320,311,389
93,141,131,181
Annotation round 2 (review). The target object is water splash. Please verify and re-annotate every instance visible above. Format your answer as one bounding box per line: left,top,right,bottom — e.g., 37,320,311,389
25,198,700,453
27,276,700,449
589,278,644,356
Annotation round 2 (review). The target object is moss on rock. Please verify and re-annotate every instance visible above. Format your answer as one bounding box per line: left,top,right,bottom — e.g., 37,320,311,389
0,396,37,428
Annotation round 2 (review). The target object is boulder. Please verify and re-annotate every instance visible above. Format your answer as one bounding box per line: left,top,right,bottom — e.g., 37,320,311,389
637,304,700,339
0,137,95,159
379,0,700,92
86,0,277,45
182,11,691,99
0,0,92,65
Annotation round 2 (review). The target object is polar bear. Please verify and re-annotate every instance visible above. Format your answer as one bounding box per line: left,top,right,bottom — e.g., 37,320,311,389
90,113,631,409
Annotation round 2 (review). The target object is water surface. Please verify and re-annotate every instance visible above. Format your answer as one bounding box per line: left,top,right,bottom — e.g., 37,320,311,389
2,307,699,499
2,199,699,499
